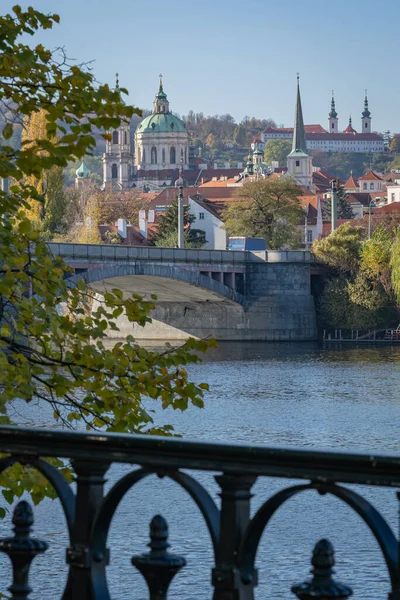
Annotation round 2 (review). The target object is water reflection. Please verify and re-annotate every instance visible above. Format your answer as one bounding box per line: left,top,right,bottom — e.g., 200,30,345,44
1,342,400,599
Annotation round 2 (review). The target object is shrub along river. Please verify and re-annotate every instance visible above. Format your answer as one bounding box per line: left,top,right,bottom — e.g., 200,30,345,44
1,342,400,599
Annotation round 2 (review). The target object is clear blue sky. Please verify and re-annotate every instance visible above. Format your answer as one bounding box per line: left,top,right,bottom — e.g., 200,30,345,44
5,0,398,133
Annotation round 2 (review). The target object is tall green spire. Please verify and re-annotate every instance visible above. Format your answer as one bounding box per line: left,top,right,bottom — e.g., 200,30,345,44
329,90,337,118
362,89,371,118
291,75,308,155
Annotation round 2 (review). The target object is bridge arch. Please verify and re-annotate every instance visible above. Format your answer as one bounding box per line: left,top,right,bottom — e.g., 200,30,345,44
67,263,245,306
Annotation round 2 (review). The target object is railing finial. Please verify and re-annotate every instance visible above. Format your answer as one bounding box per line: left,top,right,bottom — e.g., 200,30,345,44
292,538,353,599
0,500,48,600
132,514,186,600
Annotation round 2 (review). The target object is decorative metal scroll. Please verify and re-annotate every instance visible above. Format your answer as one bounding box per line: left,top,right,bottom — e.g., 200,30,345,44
0,432,399,600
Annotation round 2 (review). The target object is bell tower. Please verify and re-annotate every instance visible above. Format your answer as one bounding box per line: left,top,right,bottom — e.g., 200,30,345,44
361,90,371,133
102,73,132,189
328,91,338,133
287,75,313,189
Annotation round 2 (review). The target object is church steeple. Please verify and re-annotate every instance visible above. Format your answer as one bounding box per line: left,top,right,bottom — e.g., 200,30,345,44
361,90,371,133
362,90,371,118
291,75,307,154
287,75,313,190
153,74,170,114
328,90,338,133
329,91,337,118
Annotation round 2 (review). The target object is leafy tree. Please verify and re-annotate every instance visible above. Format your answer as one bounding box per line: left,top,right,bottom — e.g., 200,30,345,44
323,184,355,220
318,275,391,330
263,139,292,166
390,135,400,154
205,133,216,148
360,225,393,295
0,6,212,510
233,125,246,147
222,178,304,249
42,166,69,235
390,231,400,304
20,108,47,224
312,223,365,273
154,198,207,248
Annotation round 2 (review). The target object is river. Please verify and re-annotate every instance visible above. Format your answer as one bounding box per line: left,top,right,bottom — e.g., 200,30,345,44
1,342,400,599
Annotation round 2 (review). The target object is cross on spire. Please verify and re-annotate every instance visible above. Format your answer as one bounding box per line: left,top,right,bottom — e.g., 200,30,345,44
115,72,119,89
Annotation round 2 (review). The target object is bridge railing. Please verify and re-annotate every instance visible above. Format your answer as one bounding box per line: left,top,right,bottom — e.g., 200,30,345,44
1,425,398,599
47,243,312,265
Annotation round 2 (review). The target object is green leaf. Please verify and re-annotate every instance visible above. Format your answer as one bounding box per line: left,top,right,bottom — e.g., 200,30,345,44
2,123,13,140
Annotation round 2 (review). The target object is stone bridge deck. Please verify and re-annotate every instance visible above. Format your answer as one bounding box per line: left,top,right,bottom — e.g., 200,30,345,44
47,244,317,341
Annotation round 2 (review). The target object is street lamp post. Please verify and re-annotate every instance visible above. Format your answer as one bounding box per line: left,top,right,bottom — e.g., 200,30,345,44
368,199,376,239
175,166,184,249
331,179,338,233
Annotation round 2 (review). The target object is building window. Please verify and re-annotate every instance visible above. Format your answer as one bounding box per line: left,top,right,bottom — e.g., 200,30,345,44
370,183,374,190
181,148,184,159
295,160,300,167
363,182,367,190
365,122,368,128
112,130,118,144
307,230,313,243
151,146,157,164
111,163,118,179
124,131,127,145
143,149,146,163
170,146,176,164
391,193,395,202
162,148,165,163
198,212,205,220
138,147,141,163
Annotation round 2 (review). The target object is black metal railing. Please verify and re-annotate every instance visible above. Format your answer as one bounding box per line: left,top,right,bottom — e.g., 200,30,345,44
0,425,399,600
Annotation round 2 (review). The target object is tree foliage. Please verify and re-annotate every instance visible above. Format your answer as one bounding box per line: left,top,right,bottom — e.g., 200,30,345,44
323,184,355,220
312,223,365,273
263,139,292,166
315,224,399,329
222,178,304,250
154,198,207,248
42,166,68,235
389,135,400,154
0,6,213,509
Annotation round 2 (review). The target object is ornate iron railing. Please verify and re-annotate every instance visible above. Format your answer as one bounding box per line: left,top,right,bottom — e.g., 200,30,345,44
0,425,399,600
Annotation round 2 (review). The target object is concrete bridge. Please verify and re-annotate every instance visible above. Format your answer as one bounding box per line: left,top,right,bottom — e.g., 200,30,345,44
47,243,317,341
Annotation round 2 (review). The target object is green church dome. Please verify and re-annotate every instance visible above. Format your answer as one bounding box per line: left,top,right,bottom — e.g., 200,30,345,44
136,112,187,134
76,160,91,179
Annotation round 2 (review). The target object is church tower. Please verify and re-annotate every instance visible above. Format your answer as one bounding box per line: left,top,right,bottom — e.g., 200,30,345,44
287,76,313,189
361,90,371,133
102,73,132,190
328,91,338,133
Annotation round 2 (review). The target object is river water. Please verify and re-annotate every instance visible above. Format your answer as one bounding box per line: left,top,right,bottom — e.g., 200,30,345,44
1,342,400,599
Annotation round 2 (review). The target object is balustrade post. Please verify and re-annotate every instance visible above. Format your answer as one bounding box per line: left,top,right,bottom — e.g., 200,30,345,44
132,514,186,600
64,460,110,600
213,474,257,600
0,500,48,600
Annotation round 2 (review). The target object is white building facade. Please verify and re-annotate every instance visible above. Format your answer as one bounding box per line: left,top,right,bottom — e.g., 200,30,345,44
263,92,384,153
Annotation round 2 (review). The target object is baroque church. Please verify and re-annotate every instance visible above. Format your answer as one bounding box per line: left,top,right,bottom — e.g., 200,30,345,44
102,75,191,191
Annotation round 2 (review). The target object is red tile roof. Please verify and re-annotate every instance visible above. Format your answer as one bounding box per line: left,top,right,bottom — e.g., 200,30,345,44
99,224,153,246
358,170,384,181
343,175,359,189
264,124,328,134
343,123,357,134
